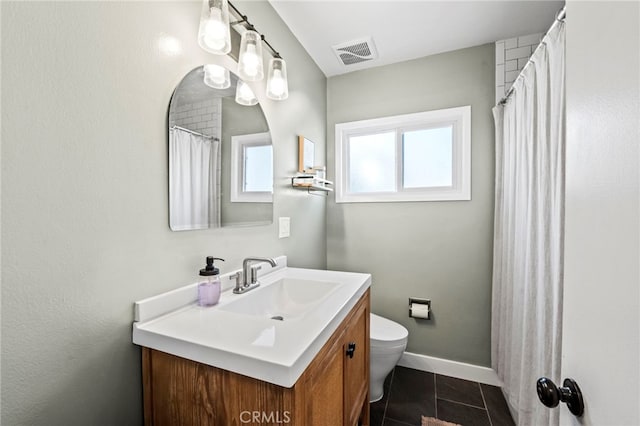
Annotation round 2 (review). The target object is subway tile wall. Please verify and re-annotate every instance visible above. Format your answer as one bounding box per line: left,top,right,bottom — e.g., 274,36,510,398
169,98,222,140
495,33,542,103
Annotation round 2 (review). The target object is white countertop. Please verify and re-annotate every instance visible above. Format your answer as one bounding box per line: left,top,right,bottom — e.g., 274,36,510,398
132,257,371,388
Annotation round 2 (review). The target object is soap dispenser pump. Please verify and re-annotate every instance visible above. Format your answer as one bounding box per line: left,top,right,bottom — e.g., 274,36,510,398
198,257,224,307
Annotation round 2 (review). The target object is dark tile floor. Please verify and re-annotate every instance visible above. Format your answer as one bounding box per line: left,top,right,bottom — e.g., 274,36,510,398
371,366,515,426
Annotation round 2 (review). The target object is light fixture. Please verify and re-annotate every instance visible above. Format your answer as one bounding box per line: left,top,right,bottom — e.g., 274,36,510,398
235,80,258,106
198,1,289,102
203,64,230,89
266,57,288,100
198,0,231,55
238,30,264,82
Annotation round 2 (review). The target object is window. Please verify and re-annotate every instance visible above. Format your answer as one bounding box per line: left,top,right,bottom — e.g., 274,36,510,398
335,106,471,203
230,132,273,202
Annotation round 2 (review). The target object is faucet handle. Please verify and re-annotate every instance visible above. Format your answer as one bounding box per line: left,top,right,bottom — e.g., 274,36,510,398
230,271,243,288
250,265,262,284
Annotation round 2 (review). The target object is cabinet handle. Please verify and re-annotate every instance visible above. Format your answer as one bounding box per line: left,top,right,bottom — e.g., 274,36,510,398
346,342,356,358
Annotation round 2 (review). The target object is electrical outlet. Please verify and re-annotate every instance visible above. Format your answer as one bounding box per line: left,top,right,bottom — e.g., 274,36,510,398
279,217,290,238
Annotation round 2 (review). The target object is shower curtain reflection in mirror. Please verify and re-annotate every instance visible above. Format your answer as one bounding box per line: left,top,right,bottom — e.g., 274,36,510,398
169,126,221,230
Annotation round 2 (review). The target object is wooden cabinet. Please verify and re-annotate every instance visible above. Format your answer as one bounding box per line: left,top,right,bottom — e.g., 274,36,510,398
304,331,345,426
142,290,370,426
343,299,369,426
303,290,369,426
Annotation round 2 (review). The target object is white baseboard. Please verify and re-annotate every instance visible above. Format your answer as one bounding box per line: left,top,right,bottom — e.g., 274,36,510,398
398,351,503,387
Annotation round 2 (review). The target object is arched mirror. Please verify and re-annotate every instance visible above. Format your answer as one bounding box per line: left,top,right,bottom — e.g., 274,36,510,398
168,65,273,231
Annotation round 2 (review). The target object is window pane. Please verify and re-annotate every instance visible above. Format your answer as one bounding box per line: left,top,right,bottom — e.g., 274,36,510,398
348,132,396,193
244,145,273,192
403,126,453,188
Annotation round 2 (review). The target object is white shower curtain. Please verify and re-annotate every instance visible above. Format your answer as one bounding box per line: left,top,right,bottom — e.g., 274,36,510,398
491,21,565,426
169,127,221,230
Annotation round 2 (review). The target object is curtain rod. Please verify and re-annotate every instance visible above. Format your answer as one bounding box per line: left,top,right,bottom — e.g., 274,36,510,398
498,6,566,106
171,125,219,141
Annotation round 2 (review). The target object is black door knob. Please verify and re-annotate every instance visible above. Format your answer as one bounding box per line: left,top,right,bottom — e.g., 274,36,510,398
346,342,356,358
536,377,584,417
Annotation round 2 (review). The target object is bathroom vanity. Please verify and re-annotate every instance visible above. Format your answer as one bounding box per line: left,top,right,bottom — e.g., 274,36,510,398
133,259,371,425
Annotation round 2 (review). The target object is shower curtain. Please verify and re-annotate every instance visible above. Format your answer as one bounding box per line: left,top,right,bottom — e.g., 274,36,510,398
491,21,565,426
169,127,221,230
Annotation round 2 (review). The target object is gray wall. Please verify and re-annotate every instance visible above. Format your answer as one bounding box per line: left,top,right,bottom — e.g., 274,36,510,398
327,44,495,366
1,1,326,424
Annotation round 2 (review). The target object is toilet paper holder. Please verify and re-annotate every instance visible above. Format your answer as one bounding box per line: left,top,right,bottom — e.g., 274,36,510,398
409,297,431,320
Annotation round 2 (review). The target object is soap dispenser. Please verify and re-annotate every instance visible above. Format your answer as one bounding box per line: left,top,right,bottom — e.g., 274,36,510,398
198,257,224,307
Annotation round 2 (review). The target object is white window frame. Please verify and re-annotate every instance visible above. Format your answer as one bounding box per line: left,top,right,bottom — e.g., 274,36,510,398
230,132,273,203
335,106,471,203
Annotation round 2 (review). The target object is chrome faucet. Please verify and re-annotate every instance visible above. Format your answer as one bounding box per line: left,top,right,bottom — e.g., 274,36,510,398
231,257,277,294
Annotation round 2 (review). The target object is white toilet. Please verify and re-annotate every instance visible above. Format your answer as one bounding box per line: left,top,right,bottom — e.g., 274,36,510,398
369,313,409,402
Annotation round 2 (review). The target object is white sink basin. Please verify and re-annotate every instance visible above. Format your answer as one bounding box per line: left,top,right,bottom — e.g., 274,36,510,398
219,278,340,320
132,258,371,387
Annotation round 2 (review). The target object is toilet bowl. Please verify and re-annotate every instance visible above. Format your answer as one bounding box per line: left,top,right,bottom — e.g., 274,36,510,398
369,313,409,402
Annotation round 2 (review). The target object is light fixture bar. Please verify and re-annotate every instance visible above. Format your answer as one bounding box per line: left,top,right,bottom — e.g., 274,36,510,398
199,0,288,102
228,0,282,60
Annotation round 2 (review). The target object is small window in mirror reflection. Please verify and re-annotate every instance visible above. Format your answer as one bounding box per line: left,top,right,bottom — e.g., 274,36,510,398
244,145,273,193
231,132,273,202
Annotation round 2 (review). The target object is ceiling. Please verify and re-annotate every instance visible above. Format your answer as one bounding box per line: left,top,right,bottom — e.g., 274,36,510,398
268,0,564,77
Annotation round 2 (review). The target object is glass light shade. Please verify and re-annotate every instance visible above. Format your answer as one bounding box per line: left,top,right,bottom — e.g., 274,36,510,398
238,30,264,81
235,80,258,106
203,64,230,89
197,0,231,55
266,58,289,100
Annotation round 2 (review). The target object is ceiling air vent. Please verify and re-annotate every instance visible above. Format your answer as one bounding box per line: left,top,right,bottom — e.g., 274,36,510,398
332,37,378,66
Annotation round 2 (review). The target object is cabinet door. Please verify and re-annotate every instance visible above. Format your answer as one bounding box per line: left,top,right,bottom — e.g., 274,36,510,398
343,298,369,426
305,337,345,426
